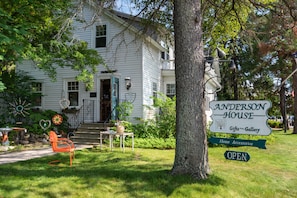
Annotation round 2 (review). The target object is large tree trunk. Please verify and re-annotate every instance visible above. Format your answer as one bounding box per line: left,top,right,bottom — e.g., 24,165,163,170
292,57,297,134
280,81,287,132
171,0,209,180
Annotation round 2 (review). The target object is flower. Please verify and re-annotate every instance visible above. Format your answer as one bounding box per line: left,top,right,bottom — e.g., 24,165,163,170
52,114,63,125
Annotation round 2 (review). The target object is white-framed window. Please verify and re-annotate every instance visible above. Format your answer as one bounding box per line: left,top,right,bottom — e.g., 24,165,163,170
68,81,79,106
161,49,171,69
152,82,157,104
32,82,42,107
161,51,170,60
96,25,106,48
166,83,175,98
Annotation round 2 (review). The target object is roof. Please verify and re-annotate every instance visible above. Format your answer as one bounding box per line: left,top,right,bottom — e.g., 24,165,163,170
106,9,172,48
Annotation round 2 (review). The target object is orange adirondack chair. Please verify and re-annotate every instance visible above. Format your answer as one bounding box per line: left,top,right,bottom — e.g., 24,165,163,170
49,131,75,166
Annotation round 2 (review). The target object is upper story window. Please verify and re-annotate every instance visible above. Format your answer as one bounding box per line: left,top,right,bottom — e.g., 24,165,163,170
161,51,170,61
96,25,107,48
166,84,175,99
32,82,42,107
161,50,172,69
68,81,79,106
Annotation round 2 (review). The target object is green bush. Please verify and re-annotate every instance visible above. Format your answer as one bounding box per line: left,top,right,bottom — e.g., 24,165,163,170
132,120,159,138
267,120,282,128
132,93,176,139
23,110,69,134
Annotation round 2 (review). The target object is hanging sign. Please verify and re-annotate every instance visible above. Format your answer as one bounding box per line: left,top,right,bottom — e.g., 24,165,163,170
209,100,271,136
224,150,250,162
208,137,266,149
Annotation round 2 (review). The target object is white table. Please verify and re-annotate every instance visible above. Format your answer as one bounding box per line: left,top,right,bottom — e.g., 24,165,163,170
119,132,134,152
100,131,117,151
100,131,134,152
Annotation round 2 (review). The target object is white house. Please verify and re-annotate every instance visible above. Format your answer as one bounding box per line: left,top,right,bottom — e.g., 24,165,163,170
17,9,220,128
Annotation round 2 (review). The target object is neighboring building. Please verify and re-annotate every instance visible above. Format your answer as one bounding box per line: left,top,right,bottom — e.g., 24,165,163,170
17,9,220,128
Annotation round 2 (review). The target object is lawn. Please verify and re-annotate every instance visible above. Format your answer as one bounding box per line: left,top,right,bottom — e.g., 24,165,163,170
0,131,297,198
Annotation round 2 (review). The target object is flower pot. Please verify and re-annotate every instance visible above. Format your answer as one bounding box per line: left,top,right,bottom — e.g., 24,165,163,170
116,125,125,134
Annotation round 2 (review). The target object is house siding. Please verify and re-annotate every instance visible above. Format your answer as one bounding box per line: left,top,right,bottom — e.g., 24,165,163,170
142,42,162,120
15,8,219,125
17,9,151,123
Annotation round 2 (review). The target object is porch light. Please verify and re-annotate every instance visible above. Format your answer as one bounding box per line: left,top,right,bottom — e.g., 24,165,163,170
204,48,235,70
125,77,132,90
216,47,226,59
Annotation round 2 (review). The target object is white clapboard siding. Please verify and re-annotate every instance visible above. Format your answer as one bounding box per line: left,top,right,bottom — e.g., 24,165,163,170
15,9,218,124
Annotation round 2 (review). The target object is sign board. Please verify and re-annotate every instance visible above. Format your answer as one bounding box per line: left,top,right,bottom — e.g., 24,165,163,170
209,100,271,136
224,150,250,162
208,137,266,149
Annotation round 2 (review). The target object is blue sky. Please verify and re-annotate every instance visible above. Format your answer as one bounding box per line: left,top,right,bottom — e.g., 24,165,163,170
115,0,137,15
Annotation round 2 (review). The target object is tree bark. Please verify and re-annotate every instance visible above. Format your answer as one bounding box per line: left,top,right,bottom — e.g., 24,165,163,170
292,57,297,134
171,0,209,180
280,81,287,132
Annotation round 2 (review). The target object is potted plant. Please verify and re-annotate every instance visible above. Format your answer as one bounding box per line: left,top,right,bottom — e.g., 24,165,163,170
115,120,125,134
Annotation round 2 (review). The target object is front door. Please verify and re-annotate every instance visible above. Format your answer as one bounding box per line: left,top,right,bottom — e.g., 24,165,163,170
100,77,119,122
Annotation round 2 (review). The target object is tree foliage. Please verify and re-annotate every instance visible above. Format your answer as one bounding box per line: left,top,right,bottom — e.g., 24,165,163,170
0,0,105,90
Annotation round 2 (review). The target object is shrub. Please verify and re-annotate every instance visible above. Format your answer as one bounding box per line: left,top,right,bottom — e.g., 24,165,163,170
132,119,158,138
267,120,282,128
24,110,69,135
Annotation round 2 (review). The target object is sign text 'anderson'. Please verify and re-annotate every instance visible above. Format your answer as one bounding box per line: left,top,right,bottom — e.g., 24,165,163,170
209,100,271,136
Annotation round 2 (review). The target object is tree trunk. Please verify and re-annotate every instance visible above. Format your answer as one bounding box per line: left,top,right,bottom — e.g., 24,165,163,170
292,57,297,134
280,82,287,132
171,0,209,180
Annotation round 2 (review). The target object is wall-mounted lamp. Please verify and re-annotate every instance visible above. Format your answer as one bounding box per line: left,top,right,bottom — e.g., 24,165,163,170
204,48,237,70
204,58,235,70
216,47,226,59
125,77,132,90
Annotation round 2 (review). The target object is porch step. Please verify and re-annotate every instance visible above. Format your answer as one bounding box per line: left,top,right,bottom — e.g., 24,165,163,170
70,123,114,145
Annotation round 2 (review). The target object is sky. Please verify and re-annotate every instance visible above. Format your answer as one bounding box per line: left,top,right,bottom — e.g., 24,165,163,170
115,0,137,15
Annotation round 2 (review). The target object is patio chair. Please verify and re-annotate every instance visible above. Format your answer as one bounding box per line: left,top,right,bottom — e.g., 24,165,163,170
49,130,75,166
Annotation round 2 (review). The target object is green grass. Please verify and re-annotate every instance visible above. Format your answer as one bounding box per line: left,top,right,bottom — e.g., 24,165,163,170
0,131,297,198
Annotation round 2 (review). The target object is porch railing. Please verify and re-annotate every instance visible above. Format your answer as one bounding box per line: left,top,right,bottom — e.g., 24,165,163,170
63,99,96,130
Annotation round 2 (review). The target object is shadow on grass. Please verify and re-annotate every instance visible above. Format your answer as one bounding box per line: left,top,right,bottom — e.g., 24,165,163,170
280,132,297,135
0,149,225,197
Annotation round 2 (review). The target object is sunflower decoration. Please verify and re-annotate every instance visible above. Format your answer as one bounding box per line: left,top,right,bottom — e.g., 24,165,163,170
52,114,63,125
9,98,31,117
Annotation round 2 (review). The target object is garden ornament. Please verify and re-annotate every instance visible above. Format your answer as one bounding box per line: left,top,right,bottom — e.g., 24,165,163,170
39,119,51,131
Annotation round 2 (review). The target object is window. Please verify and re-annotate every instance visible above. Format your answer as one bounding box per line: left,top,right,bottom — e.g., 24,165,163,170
161,51,170,60
96,25,106,48
166,84,176,98
68,81,79,106
152,82,157,104
32,82,42,107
